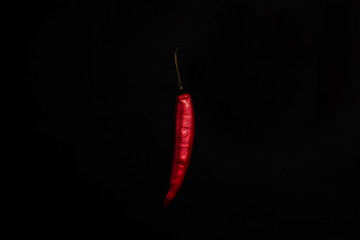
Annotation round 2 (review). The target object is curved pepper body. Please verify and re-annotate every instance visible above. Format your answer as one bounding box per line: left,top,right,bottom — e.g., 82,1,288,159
164,93,195,207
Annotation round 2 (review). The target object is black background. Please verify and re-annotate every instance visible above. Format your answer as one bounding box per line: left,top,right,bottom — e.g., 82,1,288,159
5,0,360,238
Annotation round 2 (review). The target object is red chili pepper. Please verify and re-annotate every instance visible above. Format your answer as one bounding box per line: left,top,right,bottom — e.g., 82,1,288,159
164,48,195,207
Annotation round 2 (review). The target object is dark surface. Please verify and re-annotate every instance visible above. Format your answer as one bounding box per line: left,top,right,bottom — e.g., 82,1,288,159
6,0,360,238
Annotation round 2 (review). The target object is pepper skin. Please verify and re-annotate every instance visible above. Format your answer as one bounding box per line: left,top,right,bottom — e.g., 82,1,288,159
164,93,195,207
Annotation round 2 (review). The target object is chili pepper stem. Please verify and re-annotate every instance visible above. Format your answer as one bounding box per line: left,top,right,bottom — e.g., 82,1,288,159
175,47,183,91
